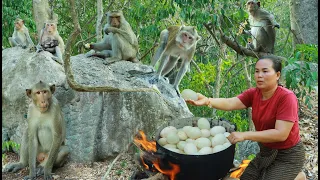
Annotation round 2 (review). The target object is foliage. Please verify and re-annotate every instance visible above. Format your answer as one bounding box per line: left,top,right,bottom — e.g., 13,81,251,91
2,140,20,152
2,153,7,161
247,153,256,160
295,44,318,62
284,44,318,109
2,0,37,47
121,160,127,168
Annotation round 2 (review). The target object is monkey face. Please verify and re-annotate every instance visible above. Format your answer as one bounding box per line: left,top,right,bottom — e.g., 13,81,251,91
176,27,201,50
14,20,24,30
45,23,57,35
33,90,52,113
246,0,259,11
107,10,123,28
110,16,121,28
26,81,55,113
180,32,194,49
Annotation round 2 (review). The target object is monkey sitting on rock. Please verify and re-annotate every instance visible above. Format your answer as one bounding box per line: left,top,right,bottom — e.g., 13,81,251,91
151,25,201,95
242,0,280,53
36,20,65,65
9,18,34,49
85,10,139,65
3,81,69,180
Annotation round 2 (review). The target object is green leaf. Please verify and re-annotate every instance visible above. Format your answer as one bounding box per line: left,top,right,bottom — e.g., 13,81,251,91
295,51,301,59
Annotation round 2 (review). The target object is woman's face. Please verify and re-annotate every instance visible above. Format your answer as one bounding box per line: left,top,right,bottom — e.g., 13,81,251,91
254,59,280,90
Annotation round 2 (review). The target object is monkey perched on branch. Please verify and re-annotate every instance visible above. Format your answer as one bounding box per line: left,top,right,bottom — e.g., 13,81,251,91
85,10,139,64
36,20,65,65
9,18,34,49
3,81,69,180
242,0,280,53
152,25,201,94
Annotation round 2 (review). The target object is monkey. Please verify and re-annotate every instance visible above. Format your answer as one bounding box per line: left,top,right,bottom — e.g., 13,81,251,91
36,20,65,65
3,81,69,180
9,18,34,49
152,25,201,94
242,0,280,53
85,10,139,64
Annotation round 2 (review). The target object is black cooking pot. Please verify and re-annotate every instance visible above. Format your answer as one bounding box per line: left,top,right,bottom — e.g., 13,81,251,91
155,117,236,180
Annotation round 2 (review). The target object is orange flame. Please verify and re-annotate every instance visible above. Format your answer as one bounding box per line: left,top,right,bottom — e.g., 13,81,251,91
134,130,180,180
153,159,180,180
230,159,251,178
134,130,157,152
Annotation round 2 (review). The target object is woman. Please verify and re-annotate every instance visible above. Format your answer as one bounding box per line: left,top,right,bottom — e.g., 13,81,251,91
186,56,306,180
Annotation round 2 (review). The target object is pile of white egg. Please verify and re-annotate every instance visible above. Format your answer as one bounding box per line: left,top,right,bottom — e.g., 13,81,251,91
158,118,232,155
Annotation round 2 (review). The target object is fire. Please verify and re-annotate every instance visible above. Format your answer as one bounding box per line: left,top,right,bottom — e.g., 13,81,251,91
134,130,157,152
134,130,180,180
230,159,251,178
153,159,180,180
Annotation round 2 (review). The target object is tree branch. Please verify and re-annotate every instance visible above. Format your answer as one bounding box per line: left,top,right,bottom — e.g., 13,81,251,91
203,23,221,47
139,42,159,61
218,28,287,61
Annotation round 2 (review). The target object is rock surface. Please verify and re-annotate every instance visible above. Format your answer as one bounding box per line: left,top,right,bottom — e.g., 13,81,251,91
2,47,193,162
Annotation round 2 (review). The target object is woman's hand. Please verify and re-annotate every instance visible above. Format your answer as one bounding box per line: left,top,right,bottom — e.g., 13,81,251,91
227,132,246,144
185,93,210,106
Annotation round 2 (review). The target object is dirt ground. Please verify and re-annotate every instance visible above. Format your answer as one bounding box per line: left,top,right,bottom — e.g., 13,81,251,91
2,90,318,180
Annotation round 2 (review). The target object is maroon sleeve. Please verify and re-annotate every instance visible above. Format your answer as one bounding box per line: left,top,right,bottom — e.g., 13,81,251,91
237,88,256,108
276,93,299,122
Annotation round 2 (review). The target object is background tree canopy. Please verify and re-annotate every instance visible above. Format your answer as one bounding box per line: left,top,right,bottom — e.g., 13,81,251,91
2,0,318,132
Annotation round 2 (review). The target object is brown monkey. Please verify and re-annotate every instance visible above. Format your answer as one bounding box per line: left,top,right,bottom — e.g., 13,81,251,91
36,21,65,64
3,81,69,180
243,0,280,53
151,25,201,94
85,10,139,64
9,18,34,49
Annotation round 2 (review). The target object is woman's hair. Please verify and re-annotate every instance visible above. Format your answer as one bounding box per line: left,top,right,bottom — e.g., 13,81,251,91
258,55,282,73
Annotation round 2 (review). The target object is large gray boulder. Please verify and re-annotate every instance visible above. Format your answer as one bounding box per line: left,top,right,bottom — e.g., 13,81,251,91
2,48,193,162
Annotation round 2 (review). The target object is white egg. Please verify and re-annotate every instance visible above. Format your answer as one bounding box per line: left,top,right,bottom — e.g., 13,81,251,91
210,126,226,136
201,129,211,138
160,126,177,138
181,89,198,101
166,132,180,144
182,126,192,133
158,137,167,146
197,118,211,130
223,142,232,148
186,127,202,139
166,147,181,153
177,141,187,151
212,144,226,153
198,147,213,155
186,138,196,144
177,130,188,141
224,132,231,137
163,144,177,149
195,137,211,149
184,143,198,155
211,134,227,147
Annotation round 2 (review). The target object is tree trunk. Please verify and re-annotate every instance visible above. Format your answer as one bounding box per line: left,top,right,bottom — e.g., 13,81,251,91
212,40,226,117
290,0,318,45
243,59,255,131
33,0,58,38
96,0,103,42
